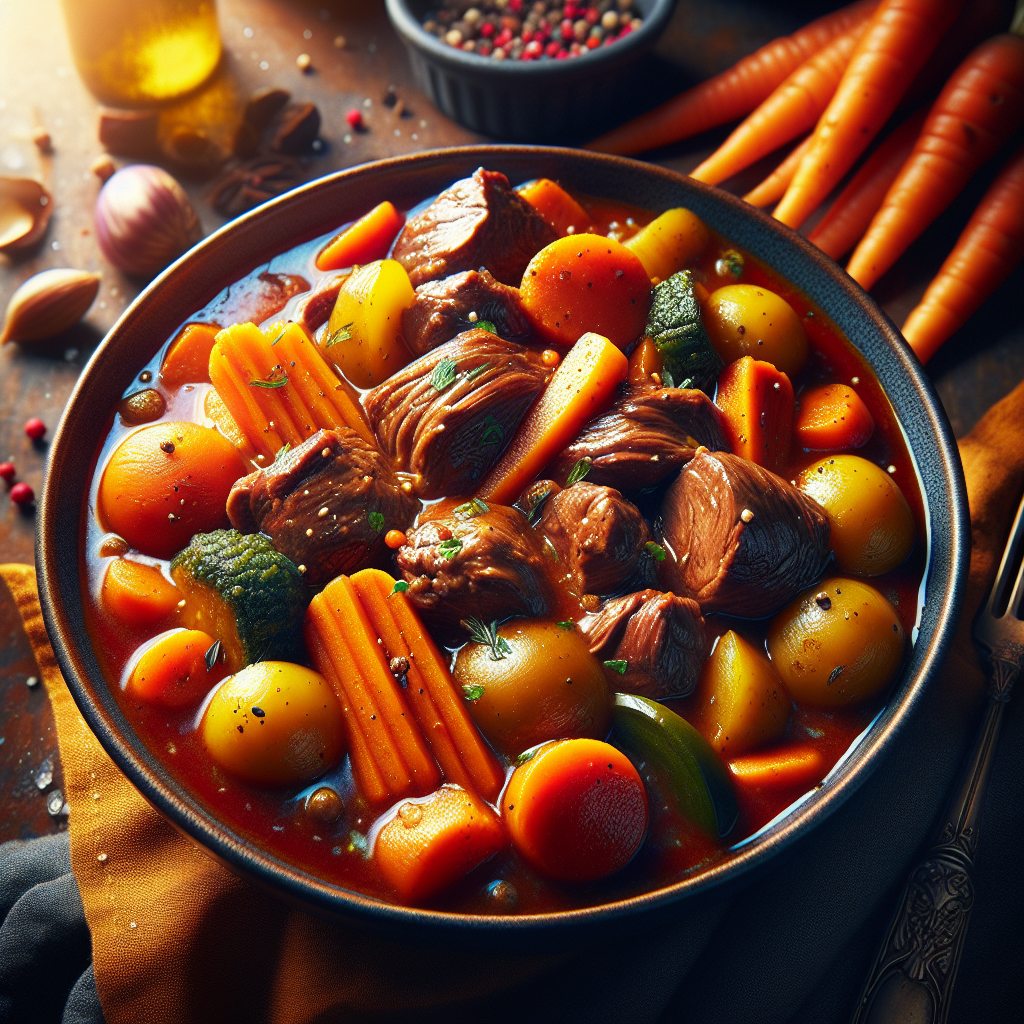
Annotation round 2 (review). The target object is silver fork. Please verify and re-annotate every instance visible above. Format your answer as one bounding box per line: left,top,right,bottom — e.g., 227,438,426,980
853,493,1024,1024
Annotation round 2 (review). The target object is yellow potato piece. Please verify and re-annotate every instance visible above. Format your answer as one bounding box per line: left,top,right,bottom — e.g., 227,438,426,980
202,661,346,785
768,578,906,709
798,455,914,575
694,630,790,756
326,258,415,388
623,207,709,282
703,283,808,377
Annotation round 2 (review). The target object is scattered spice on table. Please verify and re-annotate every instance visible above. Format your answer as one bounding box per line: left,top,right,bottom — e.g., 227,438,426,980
422,0,642,60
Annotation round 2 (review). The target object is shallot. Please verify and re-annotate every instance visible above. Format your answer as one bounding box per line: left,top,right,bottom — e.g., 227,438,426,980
94,165,202,279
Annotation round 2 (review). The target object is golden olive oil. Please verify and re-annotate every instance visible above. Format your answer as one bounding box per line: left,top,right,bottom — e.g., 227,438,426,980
61,0,221,106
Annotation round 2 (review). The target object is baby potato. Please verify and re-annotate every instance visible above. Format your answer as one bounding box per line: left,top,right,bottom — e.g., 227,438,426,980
703,284,808,377
694,630,790,756
202,661,346,785
98,421,244,559
767,578,906,708
453,619,611,758
798,455,914,575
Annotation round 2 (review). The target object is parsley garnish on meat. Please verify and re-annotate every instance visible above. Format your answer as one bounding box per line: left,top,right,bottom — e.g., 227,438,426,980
438,536,463,560
461,683,485,701
604,659,628,674
388,580,409,598
367,511,385,533
431,356,458,391
556,620,575,630
463,361,491,382
271,443,292,464
462,617,512,661
645,269,723,394
565,457,592,486
645,541,667,562
454,498,489,520
476,320,497,334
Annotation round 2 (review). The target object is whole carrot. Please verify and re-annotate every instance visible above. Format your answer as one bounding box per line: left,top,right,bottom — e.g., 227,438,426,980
587,0,878,156
774,0,964,229
691,21,868,186
847,33,1024,289
808,108,928,259
902,146,1024,364
743,135,813,207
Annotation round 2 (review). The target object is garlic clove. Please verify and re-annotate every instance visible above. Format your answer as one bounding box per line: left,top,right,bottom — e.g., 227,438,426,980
0,177,54,252
1,268,101,345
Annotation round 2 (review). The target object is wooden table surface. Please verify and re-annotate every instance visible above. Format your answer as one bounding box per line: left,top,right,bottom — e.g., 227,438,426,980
1,0,1021,845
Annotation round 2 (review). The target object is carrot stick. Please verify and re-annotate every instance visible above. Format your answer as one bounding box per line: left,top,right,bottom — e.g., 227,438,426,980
728,744,825,789
587,0,879,156
691,22,868,187
209,320,374,462
315,201,405,272
902,145,1024,364
477,332,628,505
743,134,813,207
306,575,442,806
351,569,505,803
774,0,965,229
807,108,927,260
846,33,1024,289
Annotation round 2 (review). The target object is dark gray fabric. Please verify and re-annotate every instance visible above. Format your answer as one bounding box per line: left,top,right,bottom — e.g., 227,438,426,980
0,833,103,1024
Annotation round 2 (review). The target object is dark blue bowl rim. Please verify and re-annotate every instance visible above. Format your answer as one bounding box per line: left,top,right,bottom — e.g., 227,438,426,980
36,144,969,941
385,0,677,79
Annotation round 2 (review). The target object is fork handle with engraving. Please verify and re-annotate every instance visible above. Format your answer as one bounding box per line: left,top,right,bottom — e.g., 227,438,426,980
853,495,1024,1024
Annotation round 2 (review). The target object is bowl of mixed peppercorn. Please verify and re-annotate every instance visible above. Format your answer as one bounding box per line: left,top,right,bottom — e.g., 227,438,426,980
386,0,677,141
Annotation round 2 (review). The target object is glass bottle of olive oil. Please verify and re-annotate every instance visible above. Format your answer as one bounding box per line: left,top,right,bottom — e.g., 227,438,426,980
61,0,222,106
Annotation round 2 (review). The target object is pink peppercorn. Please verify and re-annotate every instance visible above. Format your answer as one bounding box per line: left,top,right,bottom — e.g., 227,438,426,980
509,0,522,11
545,40,561,57
10,482,34,506
561,19,573,39
345,108,363,130
521,28,533,42
480,21,495,37
0,462,15,484
585,8,600,24
564,3,578,18
586,35,600,48
24,418,46,441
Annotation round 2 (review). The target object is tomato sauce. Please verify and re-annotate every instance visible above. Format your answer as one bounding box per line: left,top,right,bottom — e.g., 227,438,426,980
79,183,927,914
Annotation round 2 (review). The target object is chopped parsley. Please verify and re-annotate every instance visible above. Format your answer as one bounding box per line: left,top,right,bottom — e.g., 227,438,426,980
269,328,287,346
476,320,497,334
249,368,289,389
556,620,575,630
431,356,458,392
438,536,463,560
461,683,485,701
566,457,592,486
454,498,489,520
388,580,409,598
324,322,354,348
464,361,491,382
463,616,512,661
367,511,385,533
271,443,292,464
645,541,667,562
603,659,628,674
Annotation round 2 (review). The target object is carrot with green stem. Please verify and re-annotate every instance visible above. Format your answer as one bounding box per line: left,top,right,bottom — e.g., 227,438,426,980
774,0,965,229
902,145,1024,364
743,134,813,208
808,107,927,259
691,22,869,187
587,0,878,156
846,33,1024,289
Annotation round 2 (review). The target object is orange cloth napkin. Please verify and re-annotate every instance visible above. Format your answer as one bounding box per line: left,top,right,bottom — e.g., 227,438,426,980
3,378,1022,1024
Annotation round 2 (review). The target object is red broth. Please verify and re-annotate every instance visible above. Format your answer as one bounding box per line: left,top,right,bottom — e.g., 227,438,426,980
79,183,926,914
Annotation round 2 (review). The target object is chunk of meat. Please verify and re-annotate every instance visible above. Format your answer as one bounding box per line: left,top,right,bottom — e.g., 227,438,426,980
578,590,709,700
226,427,419,586
206,271,309,328
401,269,531,356
548,386,731,492
659,450,830,618
392,168,556,288
364,330,552,499
396,503,555,642
533,481,651,597
292,272,349,335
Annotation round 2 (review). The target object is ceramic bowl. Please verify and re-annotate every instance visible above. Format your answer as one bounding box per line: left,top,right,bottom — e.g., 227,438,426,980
385,0,677,141
36,145,968,945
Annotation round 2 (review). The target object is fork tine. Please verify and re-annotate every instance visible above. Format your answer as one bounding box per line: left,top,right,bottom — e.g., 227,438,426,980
988,493,1024,619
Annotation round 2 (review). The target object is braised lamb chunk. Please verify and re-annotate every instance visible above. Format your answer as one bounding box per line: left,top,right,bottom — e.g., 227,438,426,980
392,168,557,288
578,589,709,700
659,450,830,618
364,330,552,499
533,481,651,597
401,269,531,356
396,503,555,642
226,427,419,586
547,386,731,492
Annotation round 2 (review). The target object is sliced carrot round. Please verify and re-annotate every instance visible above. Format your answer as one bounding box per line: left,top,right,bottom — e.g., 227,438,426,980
102,558,179,628
504,738,648,882
129,628,226,707
795,383,875,450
